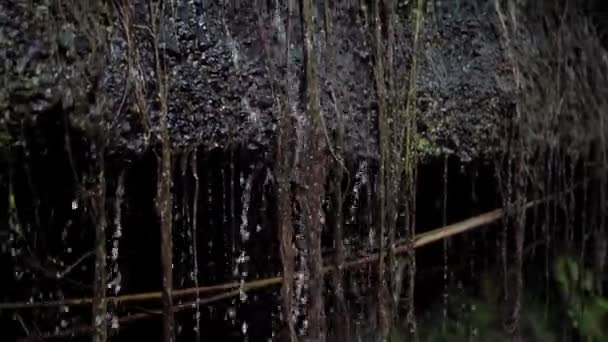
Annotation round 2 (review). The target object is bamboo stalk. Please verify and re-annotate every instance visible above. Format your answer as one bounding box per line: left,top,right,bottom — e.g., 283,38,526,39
0,279,248,310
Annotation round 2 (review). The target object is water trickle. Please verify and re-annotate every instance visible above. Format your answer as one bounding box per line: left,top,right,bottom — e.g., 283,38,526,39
109,172,125,296
190,149,201,342
227,307,237,321
294,213,309,332
237,171,254,338
442,154,449,331
348,161,369,253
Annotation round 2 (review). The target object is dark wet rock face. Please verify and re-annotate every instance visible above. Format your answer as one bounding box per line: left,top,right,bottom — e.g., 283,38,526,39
416,1,512,161
1,0,514,161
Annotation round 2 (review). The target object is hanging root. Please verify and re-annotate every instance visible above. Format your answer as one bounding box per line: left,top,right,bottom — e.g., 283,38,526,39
301,0,327,339
150,0,175,339
323,1,351,340
370,0,389,339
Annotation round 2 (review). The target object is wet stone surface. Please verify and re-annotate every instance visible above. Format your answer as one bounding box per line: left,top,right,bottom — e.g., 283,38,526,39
0,0,512,162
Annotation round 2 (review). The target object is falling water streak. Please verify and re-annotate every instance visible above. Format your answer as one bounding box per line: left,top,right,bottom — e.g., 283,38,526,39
108,171,125,331
530,168,540,259
558,152,567,248
190,150,201,342
551,152,560,246
512,141,527,341
469,164,480,277
595,103,607,295
580,156,589,262
405,186,418,339
230,152,236,276
502,151,513,304
371,0,389,336
208,168,215,283
346,161,368,336
237,172,254,342
365,164,374,316
543,148,554,314
20,126,40,243
90,142,108,342
441,154,449,332
227,155,238,328
7,167,25,276
294,215,308,337
349,161,368,246
179,153,192,294
292,85,310,336
494,0,517,312
567,156,576,247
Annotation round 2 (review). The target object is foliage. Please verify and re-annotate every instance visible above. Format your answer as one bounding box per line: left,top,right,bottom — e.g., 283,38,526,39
393,256,608,342
416,135,443,160
554,256,608,341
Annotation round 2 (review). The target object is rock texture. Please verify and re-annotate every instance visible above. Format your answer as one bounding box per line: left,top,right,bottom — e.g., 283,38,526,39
0,0,513,161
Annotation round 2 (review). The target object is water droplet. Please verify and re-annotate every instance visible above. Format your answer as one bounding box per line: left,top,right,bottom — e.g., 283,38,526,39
239,287,248,302
227,307,236,320
111,246,119,260
95,315,104,326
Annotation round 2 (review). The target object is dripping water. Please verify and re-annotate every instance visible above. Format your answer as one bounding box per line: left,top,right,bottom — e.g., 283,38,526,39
236,171,253,281
236,171,254,341
441,154,449,332
191,149,201,342
108,171,125,331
